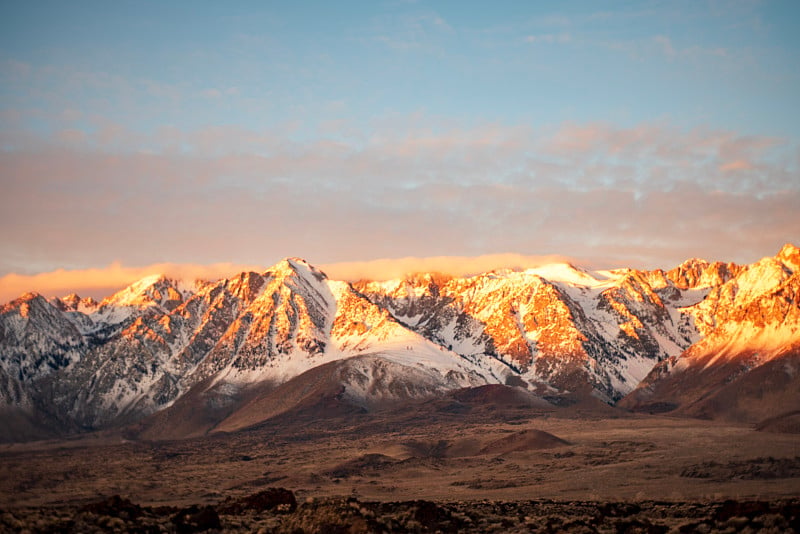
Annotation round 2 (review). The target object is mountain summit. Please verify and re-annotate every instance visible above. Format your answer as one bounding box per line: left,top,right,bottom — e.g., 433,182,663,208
1,245,798,441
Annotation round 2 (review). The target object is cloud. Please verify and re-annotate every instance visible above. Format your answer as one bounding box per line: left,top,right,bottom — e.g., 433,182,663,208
0,118,797,282
54,128,89,146
719,159,754,172
653,35,676,60
320,254,575,282
541,122,792,193
201,88,221,98
200,87,240,99
524,33,571,44
596,34,732,65
0,59,32,81
368,10,454,51
0,262,263,304
0,254,577,303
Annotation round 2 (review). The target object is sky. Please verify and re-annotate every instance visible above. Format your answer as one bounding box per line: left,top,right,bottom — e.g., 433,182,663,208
1,0,799,300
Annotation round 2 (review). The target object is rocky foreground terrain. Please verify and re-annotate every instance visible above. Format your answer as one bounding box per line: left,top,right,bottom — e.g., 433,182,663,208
4,490,800,533
2,393,799,532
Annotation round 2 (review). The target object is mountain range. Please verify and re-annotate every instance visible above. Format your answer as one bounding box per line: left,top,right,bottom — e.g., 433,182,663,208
1,244,798,442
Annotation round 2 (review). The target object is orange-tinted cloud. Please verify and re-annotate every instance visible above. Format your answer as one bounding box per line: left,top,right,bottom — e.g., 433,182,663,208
0,262,262,304
320,253,575,282
0,254,580,304
719,159,754,172
1,119,797,290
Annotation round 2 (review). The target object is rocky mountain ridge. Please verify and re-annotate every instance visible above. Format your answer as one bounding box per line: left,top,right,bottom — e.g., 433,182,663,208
620,244,800,421
1,245,798,441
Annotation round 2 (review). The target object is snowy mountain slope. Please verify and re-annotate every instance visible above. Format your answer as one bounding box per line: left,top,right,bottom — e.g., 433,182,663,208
0,293,86,408
620,244,800,421
1,244,799,440
208,353,491,435
356,263,704,401
0,259,509,436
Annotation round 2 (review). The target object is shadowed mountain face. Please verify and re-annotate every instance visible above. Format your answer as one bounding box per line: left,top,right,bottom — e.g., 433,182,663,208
1,245,799,442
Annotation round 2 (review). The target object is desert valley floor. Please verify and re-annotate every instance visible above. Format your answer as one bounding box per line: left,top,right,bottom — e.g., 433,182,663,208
1,394,799,532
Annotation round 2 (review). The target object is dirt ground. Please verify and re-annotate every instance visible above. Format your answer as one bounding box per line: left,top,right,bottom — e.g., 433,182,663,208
1,407,798,531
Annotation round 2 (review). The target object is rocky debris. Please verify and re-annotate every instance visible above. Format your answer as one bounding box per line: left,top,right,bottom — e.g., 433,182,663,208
680,456,800,480
171,505,221,533
216,487,297,514
3,491,800,533
79,494,143,520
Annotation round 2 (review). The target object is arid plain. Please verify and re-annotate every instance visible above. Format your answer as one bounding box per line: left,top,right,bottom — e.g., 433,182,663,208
2,390,798,532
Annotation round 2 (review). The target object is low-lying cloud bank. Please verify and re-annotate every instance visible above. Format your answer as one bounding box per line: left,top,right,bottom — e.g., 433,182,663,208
0,262,261,304
321,253,574,282
0,254,575,304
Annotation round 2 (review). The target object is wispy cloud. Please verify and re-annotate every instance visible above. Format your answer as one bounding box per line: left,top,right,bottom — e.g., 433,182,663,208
594,34,732,64
200,87,240,99
653,35,676,60
368,11,454,51
1,116,796,280
719,159,754,172
524,33,571,44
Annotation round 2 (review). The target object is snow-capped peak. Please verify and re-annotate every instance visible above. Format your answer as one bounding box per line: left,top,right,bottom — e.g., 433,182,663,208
267,257,328,285
734,257,792,305
93,273,189,320
524,263,610,288
60,293,82,309
778,243,800,272
52,293,98,313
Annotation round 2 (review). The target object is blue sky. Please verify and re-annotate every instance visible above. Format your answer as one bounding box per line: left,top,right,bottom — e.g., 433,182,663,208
4,1,799,137
1,1,799,293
